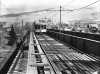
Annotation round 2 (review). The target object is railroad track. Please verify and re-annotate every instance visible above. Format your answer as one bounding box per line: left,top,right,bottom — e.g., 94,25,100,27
5,33,100,74
7,50,28,74
34,32,58,74
6,33,29,74
36,34,100,74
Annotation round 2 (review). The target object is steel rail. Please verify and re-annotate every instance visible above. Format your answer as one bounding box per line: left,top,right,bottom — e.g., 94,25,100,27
38,35,81,73
39,34,100,74
7,50,22,74
34,33,58,74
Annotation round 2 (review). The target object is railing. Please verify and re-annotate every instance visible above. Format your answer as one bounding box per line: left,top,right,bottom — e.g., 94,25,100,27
47,29,100,57
48,29,100,41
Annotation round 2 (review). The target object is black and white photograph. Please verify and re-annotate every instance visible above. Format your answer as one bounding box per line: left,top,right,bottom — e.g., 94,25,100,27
0,0,100,74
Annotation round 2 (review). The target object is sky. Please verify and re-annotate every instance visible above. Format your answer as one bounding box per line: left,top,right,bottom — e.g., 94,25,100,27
1,0,100,23
1,0,100,13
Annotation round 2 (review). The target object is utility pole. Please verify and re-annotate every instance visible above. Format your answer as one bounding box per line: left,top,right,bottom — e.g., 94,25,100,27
60,5,62,30
0,0,1,15
21,19,24,37
0,0,2,46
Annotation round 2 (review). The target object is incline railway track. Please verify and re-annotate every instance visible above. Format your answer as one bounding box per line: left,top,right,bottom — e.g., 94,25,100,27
33,32,58,74
7,50,28,74
36,34,100,74
5,32,100,74
6,31,30,74
6,32,56,74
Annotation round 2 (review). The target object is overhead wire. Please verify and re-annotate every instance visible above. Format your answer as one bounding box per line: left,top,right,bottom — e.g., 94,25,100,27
61,0,100,19
31,0,100,18
63,0,100,11
0,8,56,17
1,0,100,18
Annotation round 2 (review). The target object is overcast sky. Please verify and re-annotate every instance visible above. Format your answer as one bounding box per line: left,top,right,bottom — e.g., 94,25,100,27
1,0,100,23
1,0,100,13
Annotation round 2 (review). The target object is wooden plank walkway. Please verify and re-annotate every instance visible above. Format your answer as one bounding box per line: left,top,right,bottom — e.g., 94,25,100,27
26,32,37,74
26,32,54,74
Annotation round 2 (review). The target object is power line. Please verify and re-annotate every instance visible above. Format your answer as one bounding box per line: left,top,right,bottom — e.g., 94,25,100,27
63,0,100,11
60,0,100,18
0,8,56,17
1,0,100,17
46,0,100,12
39,0,100,12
